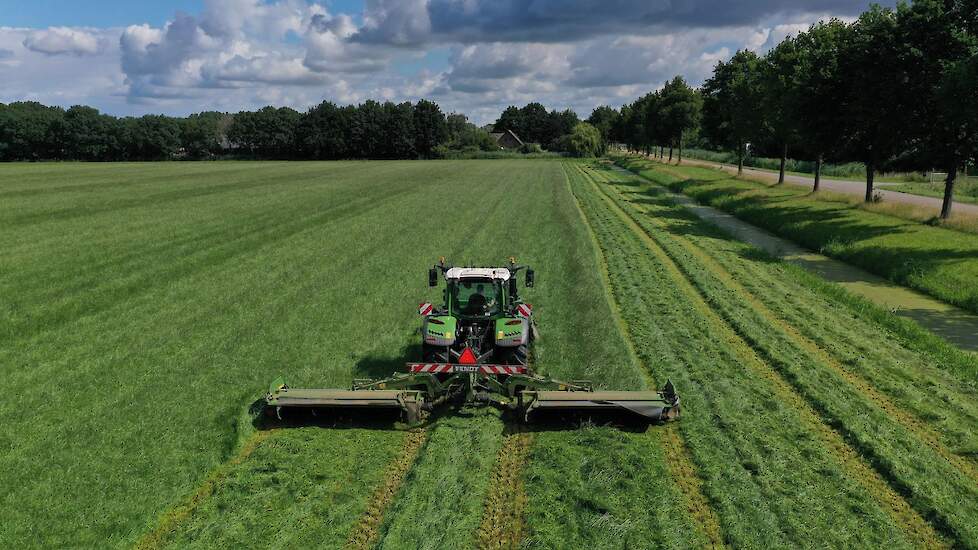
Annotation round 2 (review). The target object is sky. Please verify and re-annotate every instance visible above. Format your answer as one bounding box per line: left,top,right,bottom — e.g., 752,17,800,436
0,0,885,124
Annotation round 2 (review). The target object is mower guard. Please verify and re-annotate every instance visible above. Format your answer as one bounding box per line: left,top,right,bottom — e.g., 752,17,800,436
265,379,425,423
522,389,679,422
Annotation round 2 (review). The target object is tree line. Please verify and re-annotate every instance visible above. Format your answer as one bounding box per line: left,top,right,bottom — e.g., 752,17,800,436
0,97,612,161
0,99,498,161
611,0,977,219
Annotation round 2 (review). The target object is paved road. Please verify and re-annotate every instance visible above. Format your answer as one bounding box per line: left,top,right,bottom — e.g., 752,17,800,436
676,157,978,218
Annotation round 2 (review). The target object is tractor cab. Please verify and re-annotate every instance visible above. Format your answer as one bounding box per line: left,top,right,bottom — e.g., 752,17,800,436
452,279,501,317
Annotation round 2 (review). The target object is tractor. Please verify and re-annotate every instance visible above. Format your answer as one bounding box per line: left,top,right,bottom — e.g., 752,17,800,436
264,259,679,425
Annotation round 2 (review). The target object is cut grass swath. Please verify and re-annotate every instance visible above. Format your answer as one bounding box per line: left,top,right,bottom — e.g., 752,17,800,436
134,430,276,550
570,161,939,547
565,164,726,548
476,426,532,550
348,429,429,549
587,162,978,547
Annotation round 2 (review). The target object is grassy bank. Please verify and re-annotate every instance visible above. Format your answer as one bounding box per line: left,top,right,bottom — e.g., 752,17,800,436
889,180,978,204
616,156,978,315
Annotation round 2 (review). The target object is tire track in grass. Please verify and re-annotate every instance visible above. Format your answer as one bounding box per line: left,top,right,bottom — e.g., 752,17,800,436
476,426,532,550
135,166,495,549
346,429,429,550
134,429,276,550
579,165,949,550
612,169,978,486
565,163,727,548
364,178,523,549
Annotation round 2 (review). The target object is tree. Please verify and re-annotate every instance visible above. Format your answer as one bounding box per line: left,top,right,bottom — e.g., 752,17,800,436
519,102,550,144
760,36,802,184
839,6,908,202
298,101,350,159
611,104,633,149
384,101,416,159
900,0,978,218
61,105,119,161
701,50,766,175
180,112,224,159
792,20,851,191
547,109,580,149
124,115,181,160
0,101,64,160
348,100,385,158
933,53,978,218
444,113,496,152
587,106,620,150
228,107,299,159
564,122,603,157
639,92,662,157
494,106,524,138
413,99,447,159
658,76,702,164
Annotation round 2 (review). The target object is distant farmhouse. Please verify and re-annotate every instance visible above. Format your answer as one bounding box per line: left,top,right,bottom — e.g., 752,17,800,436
490,129,524,150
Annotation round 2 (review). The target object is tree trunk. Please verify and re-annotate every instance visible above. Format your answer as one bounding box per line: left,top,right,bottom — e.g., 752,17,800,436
778,143,787,185
737,142,744,176
679,140,683,165
660,145,664,159
864,163,875,203
813,157,822,192
941,161,958,220
669,146,673,163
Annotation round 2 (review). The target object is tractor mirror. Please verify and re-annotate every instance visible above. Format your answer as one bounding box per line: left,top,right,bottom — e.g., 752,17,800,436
525,269,535,287
428,268,438,287
509,277,518,298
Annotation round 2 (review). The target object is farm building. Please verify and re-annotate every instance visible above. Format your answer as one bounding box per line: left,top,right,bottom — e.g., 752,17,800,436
490,129,525,149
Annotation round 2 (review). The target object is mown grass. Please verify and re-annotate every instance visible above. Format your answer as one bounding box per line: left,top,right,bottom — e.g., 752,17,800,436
568,163,918,547
617,156,978,315
584,160,978,547
0,160,698,549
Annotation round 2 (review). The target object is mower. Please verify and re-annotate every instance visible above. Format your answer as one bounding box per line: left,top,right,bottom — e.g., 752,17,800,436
264,259,679,424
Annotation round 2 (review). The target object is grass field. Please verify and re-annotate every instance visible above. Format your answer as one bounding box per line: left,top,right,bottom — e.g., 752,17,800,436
3,159,978,548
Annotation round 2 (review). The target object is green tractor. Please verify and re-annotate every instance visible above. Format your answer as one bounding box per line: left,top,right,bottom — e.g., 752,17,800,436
265,259,679,425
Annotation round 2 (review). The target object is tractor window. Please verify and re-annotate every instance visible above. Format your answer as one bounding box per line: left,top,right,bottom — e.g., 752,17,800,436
453,279,501,316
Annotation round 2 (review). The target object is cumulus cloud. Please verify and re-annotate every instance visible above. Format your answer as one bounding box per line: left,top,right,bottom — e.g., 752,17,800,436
2,0,879,124
303,13,391,73
355,0,885,45
22,27,101,56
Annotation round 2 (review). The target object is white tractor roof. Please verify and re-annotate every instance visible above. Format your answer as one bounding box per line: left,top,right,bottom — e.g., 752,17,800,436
445,267,511,281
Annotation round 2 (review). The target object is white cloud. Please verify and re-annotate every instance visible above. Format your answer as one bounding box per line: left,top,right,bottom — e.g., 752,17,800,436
22,27,101,56
1,1,871,124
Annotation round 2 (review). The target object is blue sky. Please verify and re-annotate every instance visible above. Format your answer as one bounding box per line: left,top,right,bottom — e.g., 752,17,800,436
0,0,881,124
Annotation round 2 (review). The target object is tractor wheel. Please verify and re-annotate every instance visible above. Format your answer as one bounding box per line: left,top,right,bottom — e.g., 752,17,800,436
422,344,450,363
497,344,529,366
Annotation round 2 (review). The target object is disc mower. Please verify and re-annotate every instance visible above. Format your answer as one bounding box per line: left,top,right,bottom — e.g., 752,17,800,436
264,259,679,424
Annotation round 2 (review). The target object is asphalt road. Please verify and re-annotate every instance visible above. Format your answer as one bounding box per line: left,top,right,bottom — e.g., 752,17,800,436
677,157,978,218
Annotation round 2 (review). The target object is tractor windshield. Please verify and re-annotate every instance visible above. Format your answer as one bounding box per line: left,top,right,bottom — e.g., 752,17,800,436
452,278,502,316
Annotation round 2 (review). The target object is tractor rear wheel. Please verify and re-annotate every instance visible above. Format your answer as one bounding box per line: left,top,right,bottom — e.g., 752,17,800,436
496,343,529,366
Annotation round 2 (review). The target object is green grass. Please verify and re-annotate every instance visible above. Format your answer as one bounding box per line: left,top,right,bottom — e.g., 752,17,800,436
574,161,978,547
5,159,978,548
890,179,978,204
617,156,978,315
0,160,695,548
